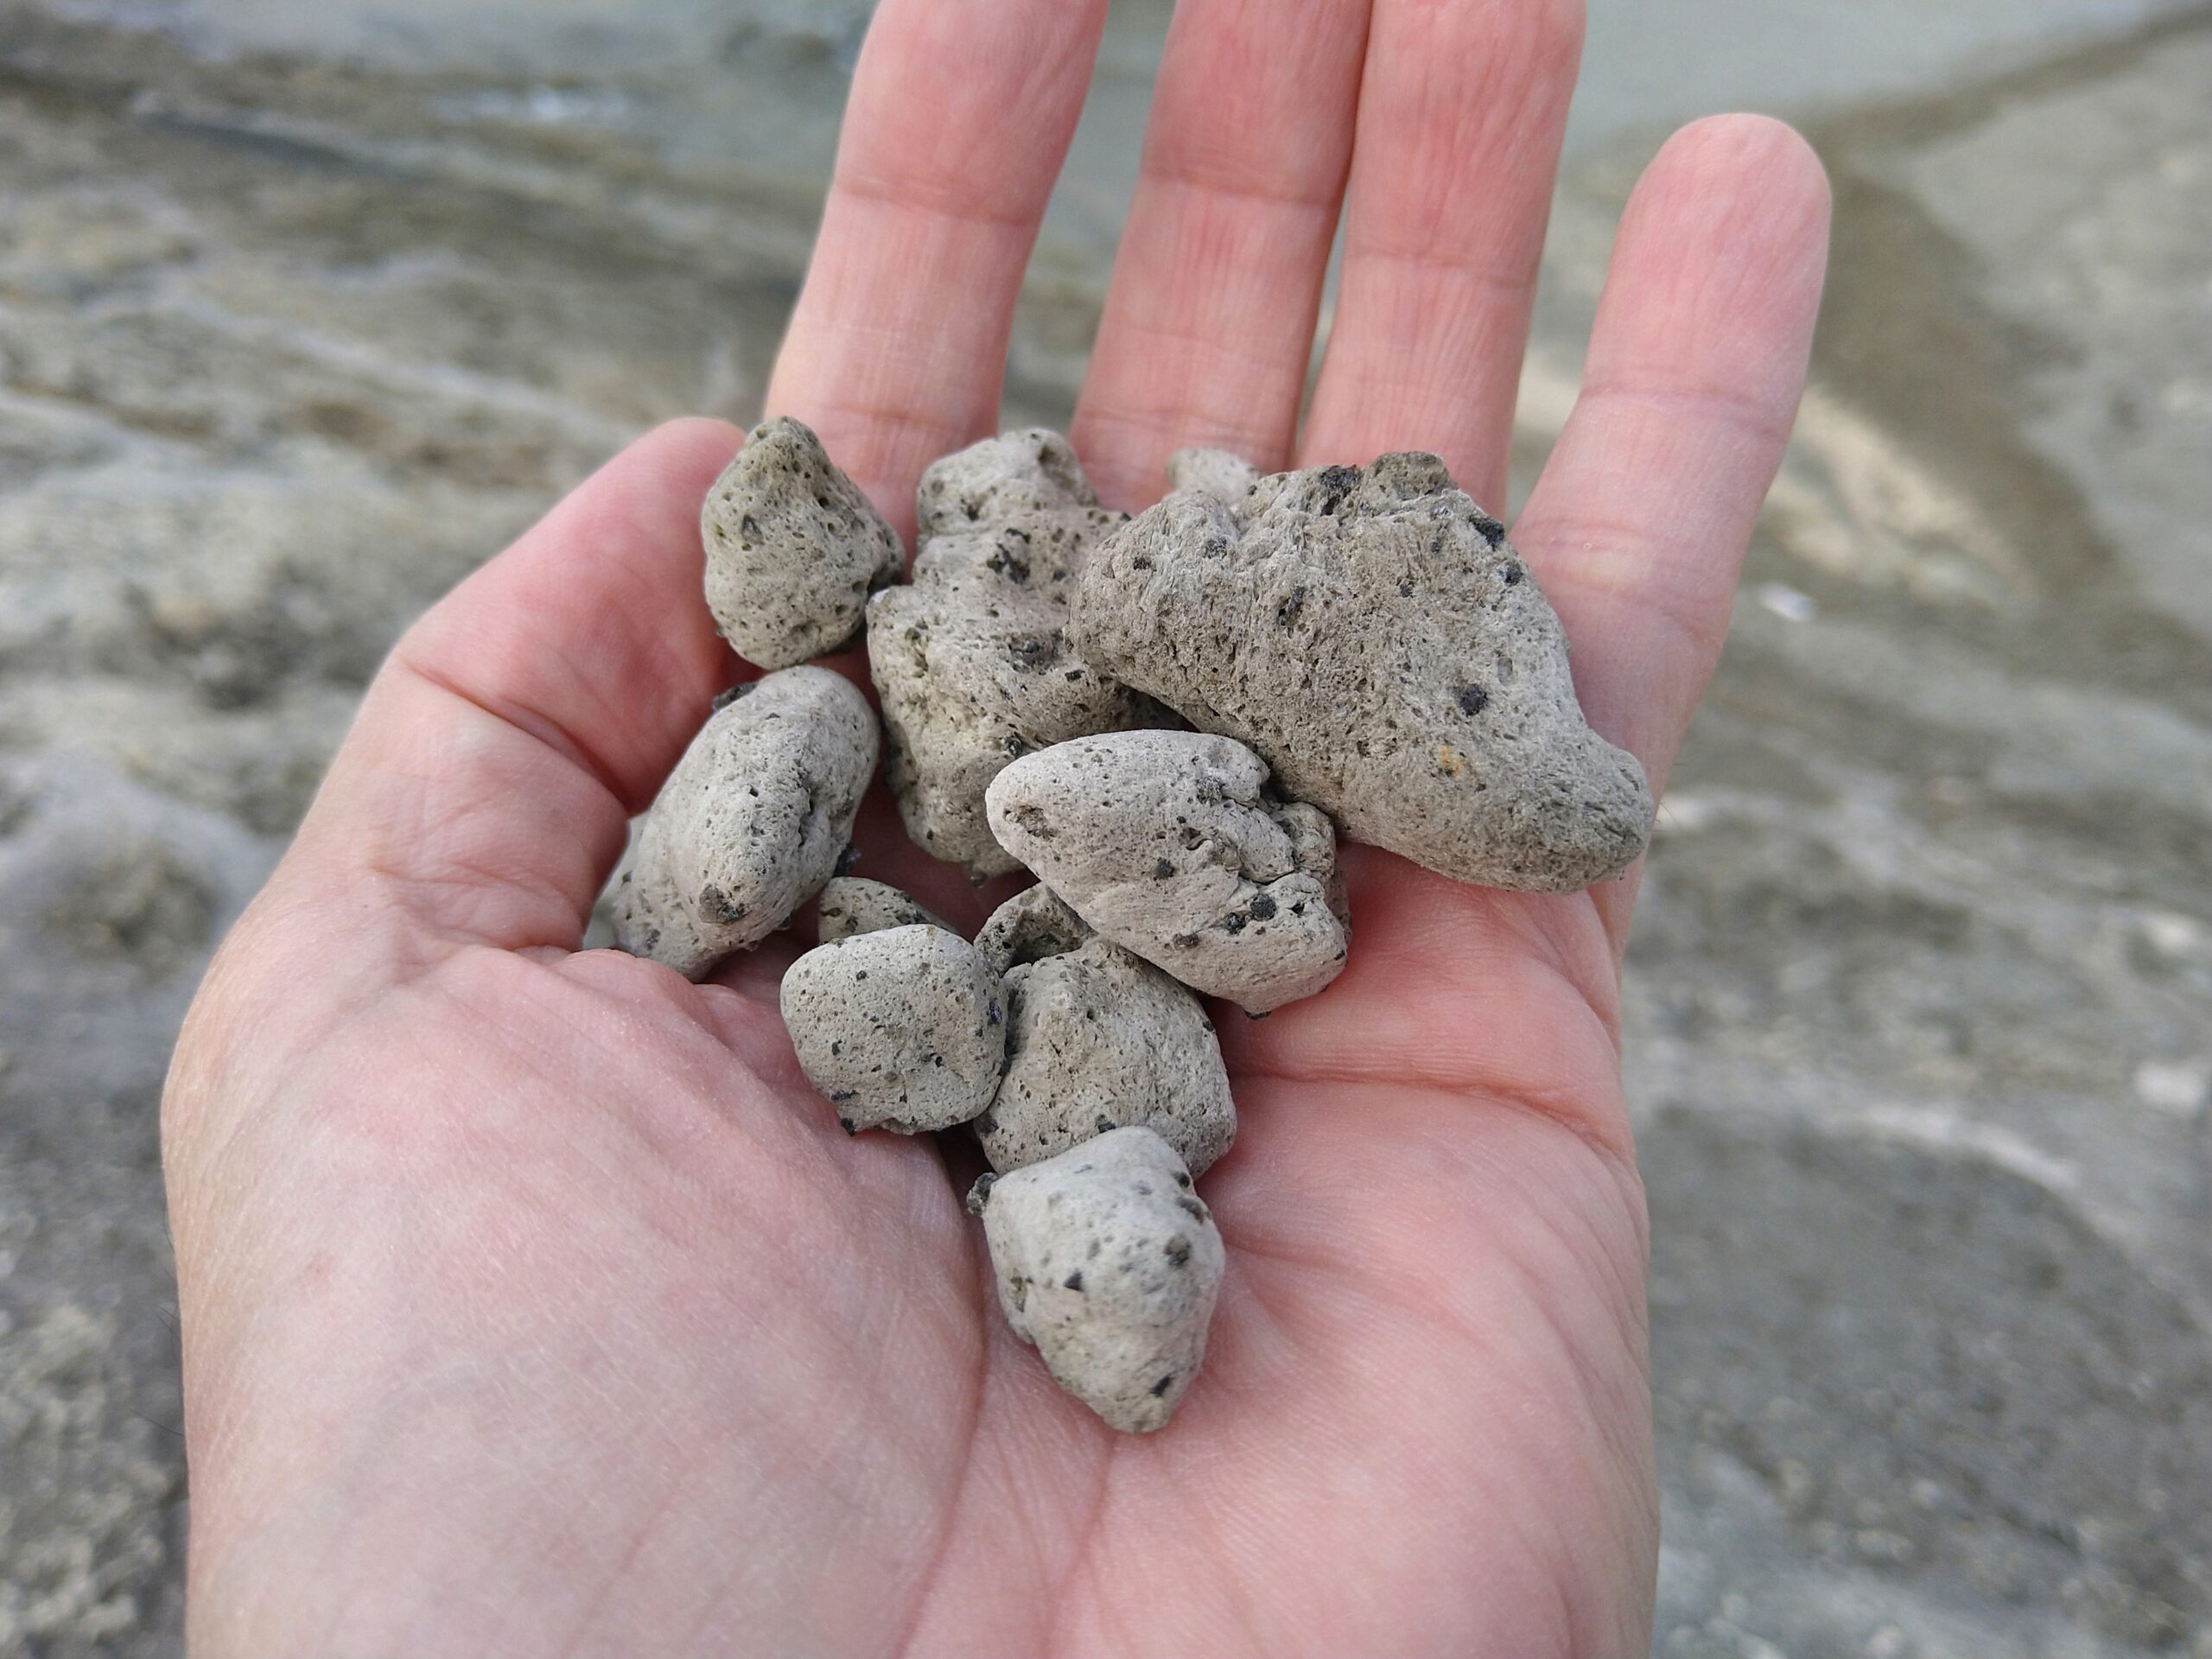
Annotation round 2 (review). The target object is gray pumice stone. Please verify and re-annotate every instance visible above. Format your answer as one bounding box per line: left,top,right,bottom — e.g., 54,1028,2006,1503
611,666,878,978
1070,450,1656,892
780,925,1006,1134
972,882,1093,976
968,1126,1224,1433
1164,444,1260,506
702,416,904,669
985,730,1348,1014
815,876,949,943
976,935,1236,1178
868,429,1160,880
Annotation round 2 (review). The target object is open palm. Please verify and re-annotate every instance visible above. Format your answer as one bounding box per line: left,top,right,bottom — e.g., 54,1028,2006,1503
163,1,1829,1653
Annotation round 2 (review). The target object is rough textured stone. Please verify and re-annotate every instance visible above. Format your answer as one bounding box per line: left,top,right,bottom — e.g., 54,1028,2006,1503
976,936,1236,1177
972,882,1093,976
968,1126,1224,1433
986,730,1348,1014
1071,451,1656,892
5,8,2209,1648
611,667,877,978
868,430,1159,879
814,876,947,943
1165,445,1260,506
915,428,1126,545
701,416,903,670
780,925,1006,1134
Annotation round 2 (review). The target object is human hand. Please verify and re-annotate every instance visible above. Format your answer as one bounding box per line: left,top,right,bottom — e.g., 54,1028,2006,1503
163,0,1829,1652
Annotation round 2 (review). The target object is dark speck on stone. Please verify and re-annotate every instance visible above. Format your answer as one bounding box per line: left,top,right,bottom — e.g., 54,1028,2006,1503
1276,585,1308,627
1458,683,1490,716
1149,1373,1175,1397
1249,893,1277,920
1223,912,1247,934
1064,1271,1085,1292
1165,1235,1192,1267
854,969,868,980
839,1118,858,1135
1154,858,1176,880
1398,579,1414,598
1502,560,1524,584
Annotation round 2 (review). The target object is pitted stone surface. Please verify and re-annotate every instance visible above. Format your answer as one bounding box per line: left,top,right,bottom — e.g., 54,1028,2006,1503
1071,451,1655,892
976,935,1235,1178
780,925,1005,1134
1165,445,1260,507
815,876,948,943
973,882,1094,976
702,416,903,669
868,430,1159,878
968,1126,1224,1433
611,667,877,978
986,730,1348,1014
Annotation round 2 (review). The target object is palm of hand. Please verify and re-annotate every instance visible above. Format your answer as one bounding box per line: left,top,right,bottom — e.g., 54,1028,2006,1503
163,2,1829,1654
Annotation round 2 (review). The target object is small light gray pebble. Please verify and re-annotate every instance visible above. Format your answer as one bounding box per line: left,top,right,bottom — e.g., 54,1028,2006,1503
868,430,1160,879
816,876,948,943
976,936,1235,1178
611,666,877,978
986,730,1349,1014
1071,451,1656,891
972,882,1092,976
780,925,1006,1134
702,416,904,669
968,1126,1224,1433
916,428,1126,543
1165,445,1260,506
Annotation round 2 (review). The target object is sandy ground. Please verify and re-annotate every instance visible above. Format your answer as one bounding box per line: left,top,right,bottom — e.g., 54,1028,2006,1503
0,2,2208,1653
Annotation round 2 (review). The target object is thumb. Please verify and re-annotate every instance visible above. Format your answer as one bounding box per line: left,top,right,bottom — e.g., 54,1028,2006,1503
278,417,745,963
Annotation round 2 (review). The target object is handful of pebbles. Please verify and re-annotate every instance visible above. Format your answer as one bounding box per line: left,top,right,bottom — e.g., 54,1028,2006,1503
612,418,1652,1432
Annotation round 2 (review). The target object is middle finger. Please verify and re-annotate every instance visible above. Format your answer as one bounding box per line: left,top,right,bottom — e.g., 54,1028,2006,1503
1300,0,1586,508
1071,0,1374,509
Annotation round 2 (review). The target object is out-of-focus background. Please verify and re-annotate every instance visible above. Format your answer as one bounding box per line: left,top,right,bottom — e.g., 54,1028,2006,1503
0,0,2207,1651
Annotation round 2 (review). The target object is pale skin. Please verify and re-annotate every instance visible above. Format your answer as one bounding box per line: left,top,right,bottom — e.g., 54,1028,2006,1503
162,0,1831,1651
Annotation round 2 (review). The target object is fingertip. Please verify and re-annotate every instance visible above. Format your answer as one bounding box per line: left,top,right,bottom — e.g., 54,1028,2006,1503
1633,114,1834,267
629,415,749,500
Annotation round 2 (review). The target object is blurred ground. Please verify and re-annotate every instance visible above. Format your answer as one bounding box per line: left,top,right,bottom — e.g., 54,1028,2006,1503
0,1,2207,1654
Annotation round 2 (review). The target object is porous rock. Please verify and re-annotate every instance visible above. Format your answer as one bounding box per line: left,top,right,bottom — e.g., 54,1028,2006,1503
612,666,877,978
916,428,1126,545
868,429,1160,879
780,925,1006,1134
968,1126,1224,1433
1071,450,1656,891
973,881,1092,976
702,416,904,669
1165,444,1259,506
986,730,1348,1014
976,935,1235,1178
816,876,948,943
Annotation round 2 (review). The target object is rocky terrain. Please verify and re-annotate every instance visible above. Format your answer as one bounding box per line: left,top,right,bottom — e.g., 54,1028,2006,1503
0,2,2207,1653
